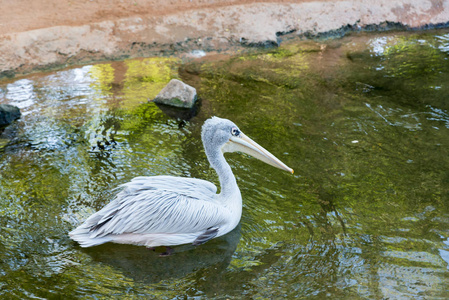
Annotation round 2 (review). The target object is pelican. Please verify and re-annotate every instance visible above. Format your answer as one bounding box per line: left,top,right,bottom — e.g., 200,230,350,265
69,117,293,251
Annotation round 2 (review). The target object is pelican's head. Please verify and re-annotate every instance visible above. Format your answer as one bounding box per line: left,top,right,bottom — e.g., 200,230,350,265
202,116,293,174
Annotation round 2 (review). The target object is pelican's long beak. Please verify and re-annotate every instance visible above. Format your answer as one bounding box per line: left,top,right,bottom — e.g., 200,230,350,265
222,133,294,174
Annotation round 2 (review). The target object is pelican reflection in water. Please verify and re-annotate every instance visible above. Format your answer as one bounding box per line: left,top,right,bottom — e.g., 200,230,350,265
70,117,293,253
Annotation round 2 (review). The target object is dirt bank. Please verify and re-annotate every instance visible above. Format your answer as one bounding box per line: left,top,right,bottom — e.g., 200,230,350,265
1,0,448,79
0,0,308,35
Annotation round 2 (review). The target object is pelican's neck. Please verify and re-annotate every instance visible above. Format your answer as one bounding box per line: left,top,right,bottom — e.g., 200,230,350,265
206,147,240,200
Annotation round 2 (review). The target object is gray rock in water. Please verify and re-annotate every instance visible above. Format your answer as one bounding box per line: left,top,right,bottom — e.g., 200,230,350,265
0,104,21,127
153,79,197,108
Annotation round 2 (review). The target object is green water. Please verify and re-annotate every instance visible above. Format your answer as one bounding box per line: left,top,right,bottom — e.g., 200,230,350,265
1,30,449,298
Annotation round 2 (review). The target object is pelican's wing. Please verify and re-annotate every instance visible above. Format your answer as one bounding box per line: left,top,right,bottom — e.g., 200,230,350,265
119,175,217,199
70,176,226,247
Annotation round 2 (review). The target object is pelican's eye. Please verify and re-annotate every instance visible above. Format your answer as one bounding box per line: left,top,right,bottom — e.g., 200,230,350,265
231,127,240,137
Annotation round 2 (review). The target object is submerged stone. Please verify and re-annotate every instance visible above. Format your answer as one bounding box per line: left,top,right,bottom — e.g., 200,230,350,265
0,104,21,128
153,79,197,108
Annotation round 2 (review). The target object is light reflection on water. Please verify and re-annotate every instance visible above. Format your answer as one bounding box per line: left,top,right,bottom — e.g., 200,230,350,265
1,31,449,298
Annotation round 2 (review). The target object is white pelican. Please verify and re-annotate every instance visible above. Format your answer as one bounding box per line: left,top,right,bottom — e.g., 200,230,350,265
69,117,293,251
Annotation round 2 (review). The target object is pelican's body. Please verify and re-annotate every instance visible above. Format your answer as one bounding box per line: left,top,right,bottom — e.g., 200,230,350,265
69,117,292,248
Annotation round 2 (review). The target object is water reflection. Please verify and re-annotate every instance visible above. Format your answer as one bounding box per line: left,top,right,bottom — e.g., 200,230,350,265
436,33,449,53
5,79,36,111
85,225,241,285
155,102,200,121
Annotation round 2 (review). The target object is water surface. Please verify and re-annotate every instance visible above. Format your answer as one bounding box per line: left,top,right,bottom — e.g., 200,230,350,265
1,30,449,298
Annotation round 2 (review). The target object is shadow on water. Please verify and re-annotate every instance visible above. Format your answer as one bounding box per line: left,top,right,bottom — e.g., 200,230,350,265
154,101,200,122
297,185,348,243
82,225,241,285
